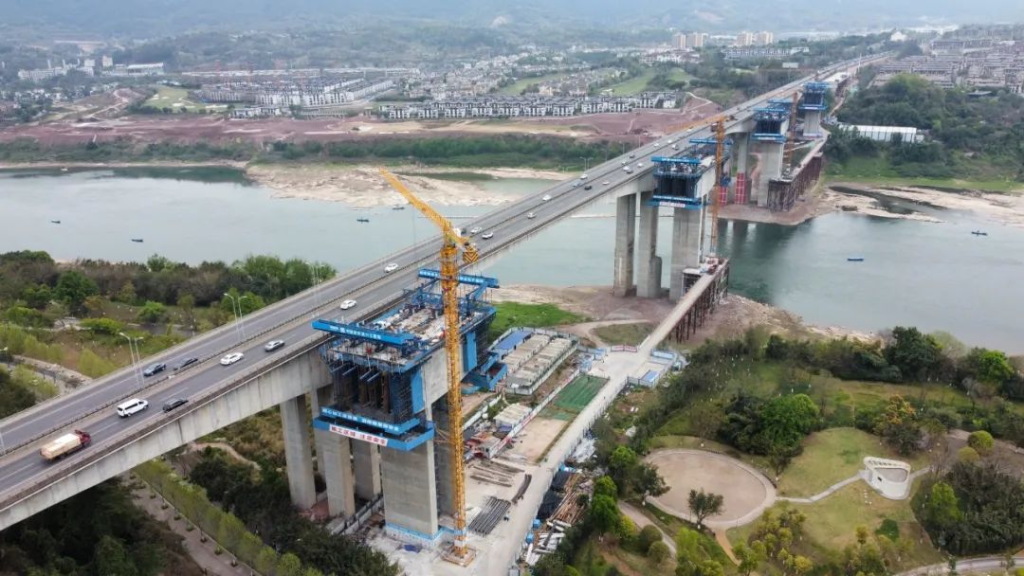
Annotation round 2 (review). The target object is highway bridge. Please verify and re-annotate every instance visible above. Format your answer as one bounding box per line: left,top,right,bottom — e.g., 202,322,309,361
0,54,887,533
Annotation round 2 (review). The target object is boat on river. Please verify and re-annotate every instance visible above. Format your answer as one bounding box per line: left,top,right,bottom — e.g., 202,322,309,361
971,230,988,236
356,218,370,223
847,257,864,262
131,238,144,243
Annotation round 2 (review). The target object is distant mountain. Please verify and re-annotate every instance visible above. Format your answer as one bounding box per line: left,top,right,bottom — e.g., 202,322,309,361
1,0,1022,38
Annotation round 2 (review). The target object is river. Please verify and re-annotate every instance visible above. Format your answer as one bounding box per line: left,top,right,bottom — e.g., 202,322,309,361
2,167,1022,352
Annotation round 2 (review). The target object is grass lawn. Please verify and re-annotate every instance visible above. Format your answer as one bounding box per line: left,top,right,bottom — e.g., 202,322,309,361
776,428,930,498
605,70,657,96
667,67,695,85
487,302,586,341
542,374,608,420
826,156,1024,194
144,86,210,113
592,322,654,346
729,482,943,571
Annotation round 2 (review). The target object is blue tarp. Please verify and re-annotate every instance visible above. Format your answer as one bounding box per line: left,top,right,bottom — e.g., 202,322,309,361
493,329,530,353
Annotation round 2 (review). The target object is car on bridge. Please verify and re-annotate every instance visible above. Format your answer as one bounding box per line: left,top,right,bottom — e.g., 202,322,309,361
220,352,244,366
602,181,610,186
481,231,494,239
162,398,188,413
263,340,286,352
584,185,592,190
469,226,482,235
541,195,551,202
579,173,588,180
142,362,166,377
384,262,399,273
340,299,357,310
527,212,536,219
116,398,149,418
174,357,198,371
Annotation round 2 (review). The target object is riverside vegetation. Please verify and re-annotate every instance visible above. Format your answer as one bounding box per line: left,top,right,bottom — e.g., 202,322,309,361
543,325,1024,575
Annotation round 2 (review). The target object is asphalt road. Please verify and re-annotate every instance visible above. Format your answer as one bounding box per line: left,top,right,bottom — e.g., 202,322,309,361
0,56,878,505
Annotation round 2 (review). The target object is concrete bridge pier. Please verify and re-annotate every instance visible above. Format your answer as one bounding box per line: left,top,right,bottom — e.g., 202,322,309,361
752,141,784,207
668,206,704,301
635,191,662,298
804,110,822,137
612,193,637,297
353,441,382,501
382,441,440,544
281,395,318,510
316,428,357,518
734,132,750,180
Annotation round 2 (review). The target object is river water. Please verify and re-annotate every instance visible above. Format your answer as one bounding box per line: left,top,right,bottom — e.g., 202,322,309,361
2,168,1022,352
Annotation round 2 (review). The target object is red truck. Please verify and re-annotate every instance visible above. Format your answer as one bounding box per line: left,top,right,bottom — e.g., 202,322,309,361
39,430,92,461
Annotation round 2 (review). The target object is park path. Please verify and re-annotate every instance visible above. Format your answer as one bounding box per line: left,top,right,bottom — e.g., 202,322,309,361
618,501,677,558
129,477,255,576
897,554,1024,576
779,467,932,504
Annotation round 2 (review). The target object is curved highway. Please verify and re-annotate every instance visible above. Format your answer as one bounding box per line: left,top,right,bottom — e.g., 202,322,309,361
0,55,885,512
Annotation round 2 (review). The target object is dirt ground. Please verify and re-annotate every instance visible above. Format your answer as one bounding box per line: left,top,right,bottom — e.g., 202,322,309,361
506,417,567,463
828,182,1024,229
646,449,773,526
493,284,878,347
1,95,721,147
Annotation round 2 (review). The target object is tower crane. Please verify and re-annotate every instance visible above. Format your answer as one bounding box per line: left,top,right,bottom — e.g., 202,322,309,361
378,167,477,564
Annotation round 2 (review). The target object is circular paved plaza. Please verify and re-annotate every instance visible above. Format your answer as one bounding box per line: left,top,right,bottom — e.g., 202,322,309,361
645,449,776,528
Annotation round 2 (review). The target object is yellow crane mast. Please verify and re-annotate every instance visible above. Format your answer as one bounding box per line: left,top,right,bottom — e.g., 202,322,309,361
378,167,477,563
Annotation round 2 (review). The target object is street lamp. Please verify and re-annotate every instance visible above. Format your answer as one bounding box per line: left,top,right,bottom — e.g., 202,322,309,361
223,293,246,341
579,156,592,173
118,332,144,387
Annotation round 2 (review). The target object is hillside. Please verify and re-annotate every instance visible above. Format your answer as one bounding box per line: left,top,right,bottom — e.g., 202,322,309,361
0,0,1021,38
827,74,1024,184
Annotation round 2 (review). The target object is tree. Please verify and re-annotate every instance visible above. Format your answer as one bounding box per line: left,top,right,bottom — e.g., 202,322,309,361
634,462,668,500
967,430,994,456
177,293,196,329
875,394,922,455
690,401,725,439
963,348,1015,385
22,284,52,309
648,541,670,564
924,482,961,530
594,476,618,500
91,535,138,576
115,281,137,304
957,446,980,463
276,552,303,576
687,489,724,530
734,542,762,576
55,270,98,314
137,300,167,323
588,495,621,535
638,525,662,554
255,548,278,575
885,326,942,381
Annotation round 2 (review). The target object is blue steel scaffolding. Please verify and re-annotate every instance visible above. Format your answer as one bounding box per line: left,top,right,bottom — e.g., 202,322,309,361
311,270,498,451
649,136,731,209
800,82,829,111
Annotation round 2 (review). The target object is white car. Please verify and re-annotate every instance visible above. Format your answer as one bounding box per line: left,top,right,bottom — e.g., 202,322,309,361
264,340,285,352
340,299,357,310
384,262,399,273
481,231,494,239
636,162,644,169
469,227,482,235
116,398,149,418
220,352,244,366
527,212,536,219
580,173,588,180
602,180,610,186
541,195,551,202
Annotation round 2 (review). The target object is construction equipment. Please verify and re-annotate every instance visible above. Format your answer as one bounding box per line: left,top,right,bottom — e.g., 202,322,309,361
708,119,726,257
378,167,477,564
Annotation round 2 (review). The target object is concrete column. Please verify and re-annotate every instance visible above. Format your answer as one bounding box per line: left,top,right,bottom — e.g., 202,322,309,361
734,132,749,175
315,428,356,518
668,206,705,301
382,441,439,540
636,191,661,299
805,110,822,137
612,193,636,297
753,141,784,208
352,441,382,501
280,395,317,510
